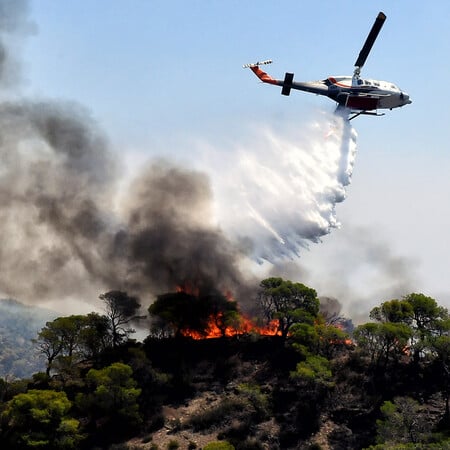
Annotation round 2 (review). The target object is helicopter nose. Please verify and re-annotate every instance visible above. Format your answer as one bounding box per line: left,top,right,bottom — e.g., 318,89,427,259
400,92,411,105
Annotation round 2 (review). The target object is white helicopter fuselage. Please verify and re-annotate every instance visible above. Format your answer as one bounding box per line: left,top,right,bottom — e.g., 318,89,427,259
245,12,412,120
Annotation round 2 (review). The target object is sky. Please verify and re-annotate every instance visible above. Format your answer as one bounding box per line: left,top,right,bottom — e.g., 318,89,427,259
8,0,450,319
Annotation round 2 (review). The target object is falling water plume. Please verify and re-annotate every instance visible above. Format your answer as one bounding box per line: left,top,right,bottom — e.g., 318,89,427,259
209,111,357,262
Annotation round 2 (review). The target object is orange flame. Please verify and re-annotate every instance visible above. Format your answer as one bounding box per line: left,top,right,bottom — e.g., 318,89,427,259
174,283,281,339
181,314,281,339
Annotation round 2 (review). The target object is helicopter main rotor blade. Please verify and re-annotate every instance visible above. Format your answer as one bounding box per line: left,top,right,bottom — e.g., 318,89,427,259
354,11,386,69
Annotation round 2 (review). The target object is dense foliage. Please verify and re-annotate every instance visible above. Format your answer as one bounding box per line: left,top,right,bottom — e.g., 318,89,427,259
0,281,450,449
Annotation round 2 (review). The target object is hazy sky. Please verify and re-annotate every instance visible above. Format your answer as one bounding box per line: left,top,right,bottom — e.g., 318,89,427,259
15,1,450,317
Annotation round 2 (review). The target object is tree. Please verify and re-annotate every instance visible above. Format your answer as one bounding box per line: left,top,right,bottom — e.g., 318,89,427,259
1,389,82,449
99,291,141,347
148,290,240,338
375,397,431,445
34,314,114,376
258,277,319,340
33,321,64,376
367,294,449,363
203,291,240,337
429,334,450,423
33,316,87,376
76,362,142,433
405,293,448,333
369,299,413,324
149,291,209,338
354,322,412,368
291,354,333,389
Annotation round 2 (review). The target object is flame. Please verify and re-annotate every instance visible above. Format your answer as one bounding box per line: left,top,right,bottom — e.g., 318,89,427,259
181,314,280,339
330,322,353,346
174,283,281,339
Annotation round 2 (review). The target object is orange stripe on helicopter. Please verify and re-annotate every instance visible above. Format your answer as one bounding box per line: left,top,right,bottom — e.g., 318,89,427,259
251,66,278,85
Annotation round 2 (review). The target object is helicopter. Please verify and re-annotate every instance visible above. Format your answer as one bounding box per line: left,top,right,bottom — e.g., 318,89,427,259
244,12,411,120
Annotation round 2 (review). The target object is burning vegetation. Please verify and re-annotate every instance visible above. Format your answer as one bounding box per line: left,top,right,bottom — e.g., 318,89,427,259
148,283,281,340
147,277,353,347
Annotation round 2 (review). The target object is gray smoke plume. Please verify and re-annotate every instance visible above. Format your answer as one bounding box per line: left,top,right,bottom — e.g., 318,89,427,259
0,2,252,308
0,101,251,306
0,101,117,301
116,161,250,296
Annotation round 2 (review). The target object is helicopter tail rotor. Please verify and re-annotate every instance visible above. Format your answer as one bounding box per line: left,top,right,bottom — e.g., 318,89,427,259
243,60,273,69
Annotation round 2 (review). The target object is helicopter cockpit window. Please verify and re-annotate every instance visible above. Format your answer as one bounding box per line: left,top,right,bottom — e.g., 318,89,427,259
357,79,363,85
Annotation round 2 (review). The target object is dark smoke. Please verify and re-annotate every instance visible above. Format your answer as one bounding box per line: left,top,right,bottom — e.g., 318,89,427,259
120,162,249,295
0,0,254,310
0,101,117,301
0,101,251,306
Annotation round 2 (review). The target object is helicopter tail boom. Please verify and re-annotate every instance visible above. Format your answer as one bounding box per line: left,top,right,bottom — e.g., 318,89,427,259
247,64,279,85
245,62,296,96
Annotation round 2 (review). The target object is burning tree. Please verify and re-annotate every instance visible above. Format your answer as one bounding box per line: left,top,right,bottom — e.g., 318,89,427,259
257,277,319,340
148,289,240,338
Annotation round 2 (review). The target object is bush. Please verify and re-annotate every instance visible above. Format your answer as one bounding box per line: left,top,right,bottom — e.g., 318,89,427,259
167,440,180,450
203,441,235,450
188,397,248,431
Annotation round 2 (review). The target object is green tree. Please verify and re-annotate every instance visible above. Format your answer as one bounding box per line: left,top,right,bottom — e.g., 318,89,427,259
370,299,413,324
429,334,450,422
375,397,430,445
291,354,333,389
354,322,412,368
405,293,448,333
99,291,141,347
367,294,449,364
1,389,82,449
78,312,112,360
404,293,449,361
34,313,114,376
258,277,319,340
33,320,64,376
34,315,87,376
76,362,142,431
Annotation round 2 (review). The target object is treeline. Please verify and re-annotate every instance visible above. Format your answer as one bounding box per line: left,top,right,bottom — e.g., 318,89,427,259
0,279,449,449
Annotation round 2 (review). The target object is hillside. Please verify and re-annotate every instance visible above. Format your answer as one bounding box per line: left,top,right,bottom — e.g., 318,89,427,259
1,288,450,449
0,298,57,378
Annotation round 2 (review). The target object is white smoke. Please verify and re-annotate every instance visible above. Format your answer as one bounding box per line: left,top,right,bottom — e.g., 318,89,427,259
205,110,357,261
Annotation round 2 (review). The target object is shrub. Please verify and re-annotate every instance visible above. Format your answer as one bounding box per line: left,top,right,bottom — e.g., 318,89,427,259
188,397,248,431
203,441,235,450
